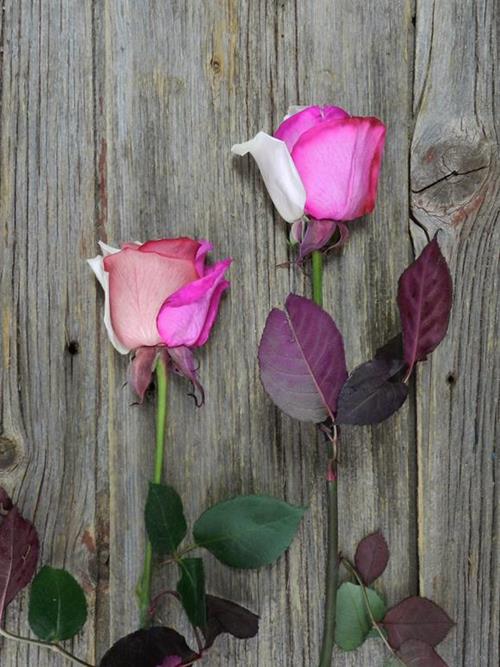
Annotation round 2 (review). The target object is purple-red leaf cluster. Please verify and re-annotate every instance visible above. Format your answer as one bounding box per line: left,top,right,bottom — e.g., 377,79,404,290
0,487,39,620
348,532,453,665
354,531,389,585
383,596,454,649
259,294,347,423
258,240,452,429
397,238,452,375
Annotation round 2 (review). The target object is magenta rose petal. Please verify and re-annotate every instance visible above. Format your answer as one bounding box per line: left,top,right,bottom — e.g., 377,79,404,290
258,294,347,422
194,239,213,277
292,116,386,221
274,105,349,152
167,346,205,406
104,248,198,350
128,347,160,402
193,272,231,347
157,259,231,348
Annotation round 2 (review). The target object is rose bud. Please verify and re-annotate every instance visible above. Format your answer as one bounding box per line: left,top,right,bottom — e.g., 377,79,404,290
88,237,231,401
232,105,385,254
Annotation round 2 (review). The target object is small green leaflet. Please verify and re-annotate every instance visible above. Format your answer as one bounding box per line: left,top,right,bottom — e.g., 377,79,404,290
145,483,187,555
367,625,387,639
28,566,87,641
193,495,306,569
335,582,386,651
176,557,206,628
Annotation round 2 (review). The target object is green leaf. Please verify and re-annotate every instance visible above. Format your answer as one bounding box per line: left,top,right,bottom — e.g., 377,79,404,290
28,566,87,641
367,625,387,639
193,495,306,569
145,483,187,555
176,557,206,628
335,582,386,651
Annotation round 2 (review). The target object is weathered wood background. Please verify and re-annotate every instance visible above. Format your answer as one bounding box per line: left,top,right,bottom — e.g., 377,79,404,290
0,1,498,665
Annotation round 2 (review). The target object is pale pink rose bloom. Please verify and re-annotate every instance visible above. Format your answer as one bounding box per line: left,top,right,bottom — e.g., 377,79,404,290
87,237,230,354
231,105,385,223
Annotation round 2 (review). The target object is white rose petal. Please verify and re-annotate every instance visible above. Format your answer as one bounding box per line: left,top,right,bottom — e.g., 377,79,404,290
87,246,131,355
231,131,306,223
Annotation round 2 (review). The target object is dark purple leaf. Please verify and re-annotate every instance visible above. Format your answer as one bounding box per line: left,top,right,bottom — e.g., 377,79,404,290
299,220,337,259
259,294,347,423
375,334,404,366
0,489,39,620
397,238,452,375
128,347,159,402
383,597,454,649
99,627,195,667
398,639,448,666
167,346,205,407
203,595,259,649
354,532,390,585
336,356,408,425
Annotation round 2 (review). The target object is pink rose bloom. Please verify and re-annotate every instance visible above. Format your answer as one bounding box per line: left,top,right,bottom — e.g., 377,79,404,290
87,238,231,353
231,105,386,223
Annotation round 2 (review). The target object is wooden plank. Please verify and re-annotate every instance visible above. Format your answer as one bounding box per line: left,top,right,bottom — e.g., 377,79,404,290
411,0,499,665
295,2,417,665
0,1,100,665
99,1,415,665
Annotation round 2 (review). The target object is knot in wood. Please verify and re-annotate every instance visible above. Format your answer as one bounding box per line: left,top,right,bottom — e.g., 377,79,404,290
0,436,19,471
411,133,491,226
210,54,222,75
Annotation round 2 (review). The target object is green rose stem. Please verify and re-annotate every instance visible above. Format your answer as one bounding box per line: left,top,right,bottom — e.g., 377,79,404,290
0,627,94,666
312,250,339,667
137,354,169,628
312,249,324,307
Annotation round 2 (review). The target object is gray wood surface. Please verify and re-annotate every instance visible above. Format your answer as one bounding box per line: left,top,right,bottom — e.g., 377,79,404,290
0,1,497,666
411,1,499,665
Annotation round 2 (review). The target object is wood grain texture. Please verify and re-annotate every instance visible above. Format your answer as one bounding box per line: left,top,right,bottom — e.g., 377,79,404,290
0,1,100,665
411,1,499,666
0,1,497,666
